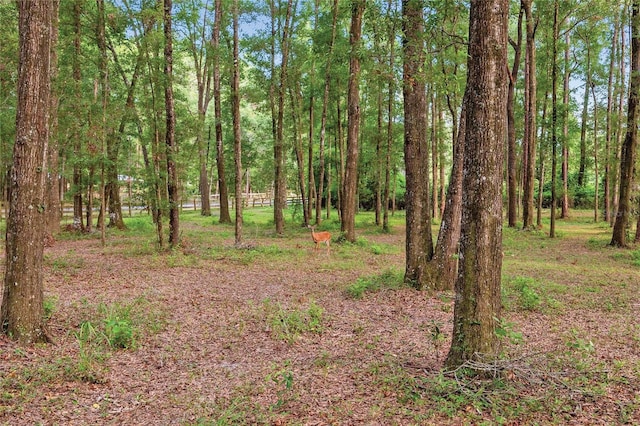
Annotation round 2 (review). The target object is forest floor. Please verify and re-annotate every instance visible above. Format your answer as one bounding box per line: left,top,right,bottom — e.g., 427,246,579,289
0,209,639,425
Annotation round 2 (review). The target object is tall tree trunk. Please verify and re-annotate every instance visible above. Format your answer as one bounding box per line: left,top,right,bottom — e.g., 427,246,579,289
612,5,627,227
336,87,345,222
72,0,83,230
592,83,599,223
383,0,397,233
164,0,179,247
213,0,231,224
550,1,559,238
318,0,338,223
232,0,243,246
604,14,619,224
190,1,214,217
522,0,537,230
507,5,523,228
578,40,592,188
274,0,294,235
97,0,107,245
561,31,571,219
611,0,640,248
46,0,61,237
431,93,439,221
289,81,308,225
1,0,53,344
107,29,148,230
341,0,365,243
402,0,432,289
446,0,508,369
537,91,548,229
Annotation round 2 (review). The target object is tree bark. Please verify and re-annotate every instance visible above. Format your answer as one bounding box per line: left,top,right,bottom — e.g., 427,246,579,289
550,1,559,238
507,5,523,228
604,13,619,224
612,0,639,248
402,0,433,289
164,0,179,247
561,31,571,219
46,0,61,237
578,39,592,188
429,98,467,291
1,0,54,344
382,0,397,233
522,0,537,230
213,0,231,224
72,0,84,230
273,0,294,235
232,0,243,246
341,0,365,243
446,0,508,368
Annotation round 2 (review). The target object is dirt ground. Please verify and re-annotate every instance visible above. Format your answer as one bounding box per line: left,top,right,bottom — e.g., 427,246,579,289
0,217,639,425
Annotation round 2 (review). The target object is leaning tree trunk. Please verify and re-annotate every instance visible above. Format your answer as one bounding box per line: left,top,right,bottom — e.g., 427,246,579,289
428,98,467,291
1,0,54,344
612,0,640,248
446,0,508,369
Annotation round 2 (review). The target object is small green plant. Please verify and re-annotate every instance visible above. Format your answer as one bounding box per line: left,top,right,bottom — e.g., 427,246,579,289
429,320,446,361
264,300,325,343
507,276,542,311
99,302,136,349
266,361,295,410
73,321,108,383
43,295,57,320
104,318,134,349
495,317,523,345
565,329,595,354
345,269,404,298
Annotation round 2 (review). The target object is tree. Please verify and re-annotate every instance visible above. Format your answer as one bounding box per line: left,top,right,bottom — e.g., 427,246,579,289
273,0,294,236
521,0,538,230
428,98,466,291
164,0,179,247
1,0,55,343
45,0,61,237
382,0,397,233
446,0,508,368
341,0,365,243
550,0,559,238
232,0,243,246
507,4,523,228
402,0,433,288
180,0,215,217
316,0,339,225
71,0,84,231
611,0,640,248
213,0,232,224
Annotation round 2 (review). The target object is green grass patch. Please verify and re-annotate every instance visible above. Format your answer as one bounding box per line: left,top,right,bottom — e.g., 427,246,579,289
345,269,405,299
263,299,324,343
